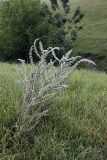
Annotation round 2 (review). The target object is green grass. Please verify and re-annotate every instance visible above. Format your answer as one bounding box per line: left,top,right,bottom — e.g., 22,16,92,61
70,0,107,69
1,63,107,159
43,0,107,69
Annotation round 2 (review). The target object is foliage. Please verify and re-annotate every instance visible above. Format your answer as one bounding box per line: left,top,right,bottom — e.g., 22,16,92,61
50,0,70,13
0,0,84,62
0,0,55,61
45,1,84,61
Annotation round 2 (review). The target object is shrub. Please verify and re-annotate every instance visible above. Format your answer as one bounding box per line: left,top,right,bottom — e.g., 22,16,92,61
0,0,55,61
17,39,95,134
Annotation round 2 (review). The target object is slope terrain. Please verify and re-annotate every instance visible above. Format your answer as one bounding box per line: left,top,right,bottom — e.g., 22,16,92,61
0,63,107,159
42,0,107,69
71,0,107,69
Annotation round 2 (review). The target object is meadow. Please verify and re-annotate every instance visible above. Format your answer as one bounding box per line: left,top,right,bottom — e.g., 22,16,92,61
1,63,107,159
71,0,107,69
43,0,107,68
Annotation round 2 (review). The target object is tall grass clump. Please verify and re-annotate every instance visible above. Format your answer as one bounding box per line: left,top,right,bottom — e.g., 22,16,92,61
17,39,95,134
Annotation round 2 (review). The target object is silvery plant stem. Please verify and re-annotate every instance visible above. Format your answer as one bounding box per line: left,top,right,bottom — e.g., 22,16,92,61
17,39,95,134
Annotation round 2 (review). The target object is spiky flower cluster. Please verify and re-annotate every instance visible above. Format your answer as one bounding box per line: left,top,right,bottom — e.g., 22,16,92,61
17,39,95,133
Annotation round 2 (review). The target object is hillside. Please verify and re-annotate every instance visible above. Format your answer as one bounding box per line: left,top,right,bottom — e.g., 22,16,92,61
70,0,107,69
42,0,107,69
1,63,107,159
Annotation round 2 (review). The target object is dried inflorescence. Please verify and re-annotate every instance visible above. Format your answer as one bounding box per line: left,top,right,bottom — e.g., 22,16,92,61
17,39,95,133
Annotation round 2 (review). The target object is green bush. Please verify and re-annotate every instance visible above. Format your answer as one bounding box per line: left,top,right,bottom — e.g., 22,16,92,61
0,0,56,61
0,0,84,62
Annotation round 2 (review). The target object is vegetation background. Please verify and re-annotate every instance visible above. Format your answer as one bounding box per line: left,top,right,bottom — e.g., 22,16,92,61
0,0,77,61
42,0,107,69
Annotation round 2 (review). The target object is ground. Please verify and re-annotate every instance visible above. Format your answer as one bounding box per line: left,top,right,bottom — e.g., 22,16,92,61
0,63,107,159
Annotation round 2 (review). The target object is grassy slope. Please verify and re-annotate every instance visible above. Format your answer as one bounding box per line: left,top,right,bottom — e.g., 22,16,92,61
42,0,107,68
1,63,107,159
70,0,107,68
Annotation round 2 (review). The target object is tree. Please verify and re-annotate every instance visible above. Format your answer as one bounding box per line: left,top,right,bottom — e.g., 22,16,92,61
0,0,84,62
50,0,58,10
48,0,84,59
50,0,70,13
0,0,56,61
